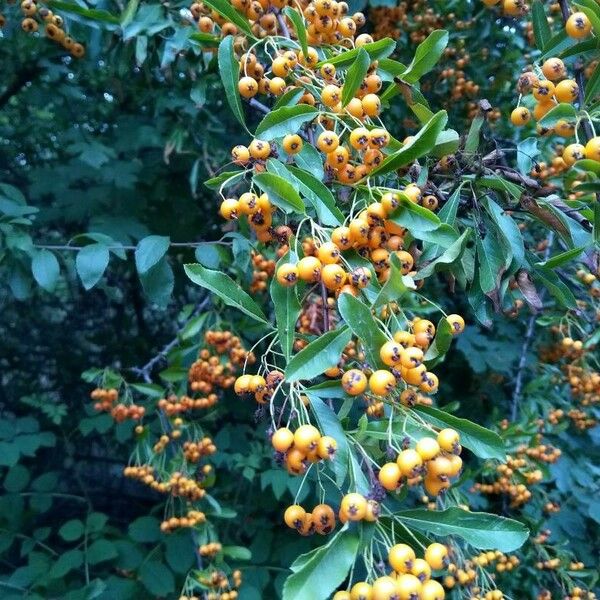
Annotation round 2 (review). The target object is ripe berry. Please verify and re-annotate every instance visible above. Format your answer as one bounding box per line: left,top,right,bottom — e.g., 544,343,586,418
562,143,585,166
284,504,306,529
341,369,368,395
293,424,321,452
510,107,530,126
238,76,258,98
277,263,299,287
297,256,322,282
340,492,367,521
424,542,449,569
416,437,441,460
397,448,423,477
283,134,303,154
566,12,591,38
388,543,416,573
378,462,402,491
369,369,396,395
272,428,294,452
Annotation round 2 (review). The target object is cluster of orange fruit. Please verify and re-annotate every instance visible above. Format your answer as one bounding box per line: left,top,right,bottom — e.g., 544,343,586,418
284,492,380,535
378,430,463,497
442,551,519,594
155,330,255,415
473,439,560,507
198,541,222,557
183,568,242,600
234,369,283,404
538,588,596,600
18,0,85,56
249,251,276,293
90,387,145,422
576,268,600,297
270,424,337,475
333,542,450,600
183,437,217,462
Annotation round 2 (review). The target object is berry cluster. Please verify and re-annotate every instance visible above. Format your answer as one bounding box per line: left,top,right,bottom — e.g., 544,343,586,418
90,387,145,422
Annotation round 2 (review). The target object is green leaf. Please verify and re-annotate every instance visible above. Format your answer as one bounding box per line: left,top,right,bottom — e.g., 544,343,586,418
401,30,449,84
120,0,139,27
536,246,585,268
131,383,165,398
204,170,245,190
539,103,578,127
433,128,460,157
271,251,301,360
128,516,161,543
424,317,453,364
140,257,173,307
285,327,352,382
4,465,30,493
255,105,317,141
184,264,268,324
413,405,505,460
573,159,600,175
31,249,60,292
482,197,524,272
49,550,83,579
222,545,252,560
317,38,396,68
417,229,472,279
87,539,118,564
373,253,415,308
58,520,85,542
304,394,348,486
47,0,119,23
476,231,505,295
532,0,552,50
286,165,344,226
282,527,360,600
139,560,175,596
253,172,305,214
478,176,523,201
438,184,463,225
397,508,528,552
203,0,253,36
135,235,170,275
218,36,248,131
273,87,305,109
341,48,370,106
283,7,307,57
369,111,447,176
585,59,600,103
531,263,577,309
76,244,110,290
464,114,484,154
337,293,386,370
389,194,441,234
517,137,539,175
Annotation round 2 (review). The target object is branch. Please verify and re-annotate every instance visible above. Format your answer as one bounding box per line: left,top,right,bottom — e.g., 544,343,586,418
510,232,554,420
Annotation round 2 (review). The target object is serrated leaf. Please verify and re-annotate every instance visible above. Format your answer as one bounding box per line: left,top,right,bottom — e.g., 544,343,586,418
185,264,268,324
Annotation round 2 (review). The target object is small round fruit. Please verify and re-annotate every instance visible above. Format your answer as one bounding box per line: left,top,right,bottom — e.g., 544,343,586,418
388,543,416,573
313,503,336,534
510,107,531,126
332,226,352,250
533,80,555,101
566,12,591,38
541,58,565,81
249,138,271,159
283,134,303,154
284,504,306,529
446,314,465,334
400,346,424,368
350,582,373,600
317,130,340,153
369,370,396,396
238,76,258,98
411,558,432,582
231,145,250,165
333,593,351,600
317,241,341,264
424,542,449,570
297,256,322,282
322,264,346,290
416,437,440,461
437,428,460,453
395,574,422,600
317,435,337,459
294,424,321,452
555,79,578,103
272,428,294,452
372,576,399,600
342,369,368,395
397,448,423,477
362,93,381,117
420,579,445,600
380,341,403,366
277,263,299,287
340,493,367,521
219,198,239,220
585,137,600,161
378,462,402,491
563,143,585,166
